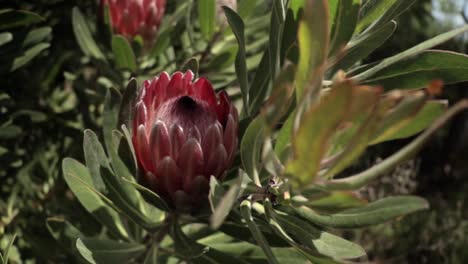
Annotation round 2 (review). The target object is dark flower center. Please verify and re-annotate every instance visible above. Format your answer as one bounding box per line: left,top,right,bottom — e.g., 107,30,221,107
176,96,198,111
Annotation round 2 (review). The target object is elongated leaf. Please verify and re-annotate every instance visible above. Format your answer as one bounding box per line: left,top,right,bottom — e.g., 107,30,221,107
353,24,468,81
356,0,398,32
46,218,82,252
274,113,294,162
0,33,12,47
330,21,396,74
210,174,243,229
240,200,279,264
372,101,446,144
0,10,44,30
62,158,129,239
363,50,468,90
121,177,169,211
72,7,105,59
276,213,366,259
198,0,216,40
370,91,427,144
22,27,51,48
365,0,416,34
322,99,468,190
286,81,351,184
83,129,108,192
307,191,367,213
112,35,137,72
76,238,145,264
240,117,264,185
11,43,50,71
118,79,138,131
248,49,271,115
224,7,249,115
328,0,360,56
295,0,329,100
181,58,199,76
255,199,365,263
171,221,209,260
2,233,17,264
290,195,428,228
269,0,286,81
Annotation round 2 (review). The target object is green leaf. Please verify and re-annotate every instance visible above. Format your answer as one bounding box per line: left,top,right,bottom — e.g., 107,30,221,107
46,217,82,252
248,49,271,115
0,33,12,47
121,177,170,212
275,213,366,259
363,0,416,34
295,0,329,100
0,125,22,139
330,21,396,74
223,7,249,116
363,50,468,90
306,191,367,213
83,129,108,192
240,200,279,264
76,238,145,264
372,101,446,143
10,43,50,71
171,220,209,260
323,100,468,191
2,233,17,264
118,79,138,131
269,0,286,82
353,24,468,81
240,117,265,185
22,26,52,47
356,0,398,32
181,58,199,77
274,112,294,162
370,91,427,144
198,0,216,40
286,81,351,185
0,10,44,30
260,200,360,262
72,7,105,60
328,0,360,57
62,158,130,240
210,173,243,229
112,35,137,72
290,195,428,228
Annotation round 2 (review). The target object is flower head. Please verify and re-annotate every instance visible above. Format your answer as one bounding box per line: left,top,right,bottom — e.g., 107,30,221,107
101,0,165,48
132,71,238,212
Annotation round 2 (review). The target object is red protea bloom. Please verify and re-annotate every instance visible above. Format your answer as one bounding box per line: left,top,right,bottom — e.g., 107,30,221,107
132,71,238,212
101,0,165,48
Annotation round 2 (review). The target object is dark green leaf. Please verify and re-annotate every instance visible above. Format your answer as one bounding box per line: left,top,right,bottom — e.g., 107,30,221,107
363,50,468,90
46,218,82,252
112,35,137,72
328,0,360,57
11,43,50,71
121,177,170,212
248,49,271,115
0,9,44,30
181,58,199,76
72,7,105,59
0,32,12,47
171,220,209,259
291,195,428,228
356,0,398,32
353,24,468,81
62,158,129,239
83,129,108,192
118,78,138,131
223,7,249,115
76,238,145,264
240,200,279,264
329,21,396,74
240,117,265,185
210,173,243,229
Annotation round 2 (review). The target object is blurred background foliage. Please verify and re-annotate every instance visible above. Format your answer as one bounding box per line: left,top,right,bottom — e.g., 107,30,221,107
0,0,467,263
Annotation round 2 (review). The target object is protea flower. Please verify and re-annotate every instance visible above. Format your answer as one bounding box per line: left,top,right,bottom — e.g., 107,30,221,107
101,0,165,49
132,71,238,212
